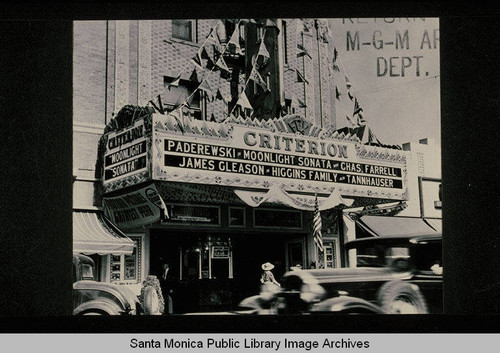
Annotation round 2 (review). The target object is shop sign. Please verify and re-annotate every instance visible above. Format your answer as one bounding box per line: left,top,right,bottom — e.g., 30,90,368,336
102,184,164,230
212,246,230,259
103,119,149,189
153,115,408,200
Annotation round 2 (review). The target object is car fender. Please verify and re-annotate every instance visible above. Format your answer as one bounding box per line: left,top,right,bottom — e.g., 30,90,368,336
310,296,386,314
73,298,122,315
238,295,265,310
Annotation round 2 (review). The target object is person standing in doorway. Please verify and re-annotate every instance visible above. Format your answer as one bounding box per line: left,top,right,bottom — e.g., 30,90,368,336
260,262,280,287
159,263,174,314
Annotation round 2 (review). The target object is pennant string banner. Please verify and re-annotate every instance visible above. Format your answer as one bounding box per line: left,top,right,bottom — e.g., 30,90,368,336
227,28,270,118
150,20,372,135
149,20,230,113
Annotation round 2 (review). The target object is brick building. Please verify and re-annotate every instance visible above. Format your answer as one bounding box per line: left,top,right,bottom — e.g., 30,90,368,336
73,19,415,312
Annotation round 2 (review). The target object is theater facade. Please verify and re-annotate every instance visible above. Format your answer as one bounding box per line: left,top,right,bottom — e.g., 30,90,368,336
97,105,408,312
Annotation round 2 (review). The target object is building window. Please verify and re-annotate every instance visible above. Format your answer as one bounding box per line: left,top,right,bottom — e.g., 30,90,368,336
110,236,142,283
282,20,288,64
229,207,245,227
318,239,338,269
256,26,263,43
172,20,193,42
254,208,303,228
167,204,220,225
163,77,205,120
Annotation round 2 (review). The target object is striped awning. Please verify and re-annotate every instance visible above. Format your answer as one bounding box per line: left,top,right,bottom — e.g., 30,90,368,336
73,211,135,255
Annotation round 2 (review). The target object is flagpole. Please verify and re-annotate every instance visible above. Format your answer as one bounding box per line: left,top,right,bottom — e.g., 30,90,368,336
315,243,319,269
300,30,307,118
315,20,323,129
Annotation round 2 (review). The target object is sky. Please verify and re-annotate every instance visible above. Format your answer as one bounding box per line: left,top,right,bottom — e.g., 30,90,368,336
328,17,440,147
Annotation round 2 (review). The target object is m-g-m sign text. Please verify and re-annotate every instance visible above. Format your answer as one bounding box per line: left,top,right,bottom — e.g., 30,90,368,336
343,18,439,77
103,120,148,182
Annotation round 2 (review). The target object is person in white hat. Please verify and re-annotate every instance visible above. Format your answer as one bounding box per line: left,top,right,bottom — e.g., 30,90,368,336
260,262,280,287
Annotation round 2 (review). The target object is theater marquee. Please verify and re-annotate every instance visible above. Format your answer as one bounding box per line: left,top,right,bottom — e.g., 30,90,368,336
102,119,150,191
152,114,408,201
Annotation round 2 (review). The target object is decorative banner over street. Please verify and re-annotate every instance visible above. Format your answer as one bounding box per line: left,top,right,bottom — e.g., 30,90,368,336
152,113,408,200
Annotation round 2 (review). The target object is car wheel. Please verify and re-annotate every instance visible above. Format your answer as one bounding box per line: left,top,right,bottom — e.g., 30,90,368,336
377,281,428,314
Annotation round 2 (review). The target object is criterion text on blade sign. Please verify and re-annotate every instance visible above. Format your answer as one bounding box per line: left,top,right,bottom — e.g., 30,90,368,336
129,337,371,350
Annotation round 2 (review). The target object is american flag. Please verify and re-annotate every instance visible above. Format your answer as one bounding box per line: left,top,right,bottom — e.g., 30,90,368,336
313,194,324,252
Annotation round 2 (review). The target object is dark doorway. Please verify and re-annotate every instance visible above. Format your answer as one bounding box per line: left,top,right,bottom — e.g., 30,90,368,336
231,232,306,301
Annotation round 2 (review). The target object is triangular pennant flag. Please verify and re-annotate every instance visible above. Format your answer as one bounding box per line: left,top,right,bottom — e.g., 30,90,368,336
191,52,203,68
200,46,211,61
206,57,217,71
249,66,269,92
227,24,243,55
166,74,181,90
210,113,217,122
332,64,340,72
353,98,363,116
189,68,199,83
149,94,165,114
236,90,253,111
357,112,366,125
198,79,213,95
347,89,354,101
184,94,195,109
297,43,312,59
333,47,338,62
215,56,229,71
216,88,225,102
368,128,379,144
297,98,307,108
296,69,309,84
255,39,271,67
335,86,341,100
206,28,223,54
345,75,352,89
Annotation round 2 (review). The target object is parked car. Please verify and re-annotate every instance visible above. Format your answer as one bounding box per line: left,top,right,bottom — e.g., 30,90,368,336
239,233,442,314
72,254,143,315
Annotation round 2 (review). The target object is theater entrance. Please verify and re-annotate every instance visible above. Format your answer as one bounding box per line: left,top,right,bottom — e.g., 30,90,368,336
149,227,308,312
231,232,307,301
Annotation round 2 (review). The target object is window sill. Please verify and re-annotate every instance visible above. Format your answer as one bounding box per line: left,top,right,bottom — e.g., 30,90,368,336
170,37,199,48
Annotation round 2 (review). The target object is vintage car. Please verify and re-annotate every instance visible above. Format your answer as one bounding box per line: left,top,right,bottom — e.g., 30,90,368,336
73,254,143,315
239,233,442,314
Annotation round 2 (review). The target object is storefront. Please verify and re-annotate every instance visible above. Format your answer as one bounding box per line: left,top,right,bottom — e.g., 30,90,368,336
97,106,408,312
72,209,137,283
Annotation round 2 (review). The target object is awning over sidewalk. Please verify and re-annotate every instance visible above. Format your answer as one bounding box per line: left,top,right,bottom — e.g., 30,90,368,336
73,211,135,255
357,215,440,237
